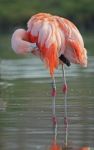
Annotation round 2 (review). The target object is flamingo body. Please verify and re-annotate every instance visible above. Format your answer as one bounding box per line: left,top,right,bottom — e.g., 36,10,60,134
11,13,87,76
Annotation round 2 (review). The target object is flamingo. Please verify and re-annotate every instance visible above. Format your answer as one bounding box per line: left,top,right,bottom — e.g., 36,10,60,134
11,13,87,150
11,13,87,76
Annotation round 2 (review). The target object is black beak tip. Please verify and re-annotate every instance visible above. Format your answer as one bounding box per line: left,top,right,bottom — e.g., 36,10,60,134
59,54,71,67
67,62,71,67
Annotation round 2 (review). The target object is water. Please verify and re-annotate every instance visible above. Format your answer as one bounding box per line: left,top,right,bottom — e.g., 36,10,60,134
0,56,94,150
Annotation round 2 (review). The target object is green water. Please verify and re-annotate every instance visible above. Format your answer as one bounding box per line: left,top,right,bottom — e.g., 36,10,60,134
0,33,94,149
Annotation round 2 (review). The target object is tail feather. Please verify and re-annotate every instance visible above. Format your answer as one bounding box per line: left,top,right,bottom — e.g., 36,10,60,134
68,39,87,67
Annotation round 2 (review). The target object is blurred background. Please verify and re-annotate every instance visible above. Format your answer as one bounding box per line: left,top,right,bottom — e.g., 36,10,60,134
0,0,94,150
0,0,94,58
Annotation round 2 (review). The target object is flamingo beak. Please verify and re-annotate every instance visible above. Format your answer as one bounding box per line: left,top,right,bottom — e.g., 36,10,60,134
59,54,71,67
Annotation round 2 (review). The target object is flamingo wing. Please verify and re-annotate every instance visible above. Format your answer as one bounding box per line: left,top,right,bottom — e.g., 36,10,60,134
55,16,87,67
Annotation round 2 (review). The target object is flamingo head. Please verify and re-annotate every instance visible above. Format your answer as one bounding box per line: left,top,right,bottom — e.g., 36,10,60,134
11,29,37,54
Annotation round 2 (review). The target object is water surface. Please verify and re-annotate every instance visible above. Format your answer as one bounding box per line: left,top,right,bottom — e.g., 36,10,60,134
0,56,94,150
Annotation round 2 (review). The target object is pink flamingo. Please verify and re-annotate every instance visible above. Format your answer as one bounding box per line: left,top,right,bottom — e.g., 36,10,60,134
11,13,87,76
11,13,87,150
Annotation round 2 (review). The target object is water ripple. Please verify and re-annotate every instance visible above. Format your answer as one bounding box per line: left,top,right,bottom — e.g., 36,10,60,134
0,56,93,80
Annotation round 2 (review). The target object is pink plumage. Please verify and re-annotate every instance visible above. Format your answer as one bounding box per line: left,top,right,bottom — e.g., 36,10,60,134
11,13,87,76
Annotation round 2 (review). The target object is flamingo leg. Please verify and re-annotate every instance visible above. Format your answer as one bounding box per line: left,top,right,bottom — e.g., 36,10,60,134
51,76,57,142
62,65,68,147
49,76,62,150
